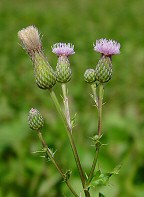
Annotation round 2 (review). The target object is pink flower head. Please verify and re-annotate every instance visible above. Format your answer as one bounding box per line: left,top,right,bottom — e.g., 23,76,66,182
94,38,120,56
52,43,75,56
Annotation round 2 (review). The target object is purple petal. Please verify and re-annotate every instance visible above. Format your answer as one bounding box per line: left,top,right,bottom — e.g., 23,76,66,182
94,38,120,56
52,43,75,56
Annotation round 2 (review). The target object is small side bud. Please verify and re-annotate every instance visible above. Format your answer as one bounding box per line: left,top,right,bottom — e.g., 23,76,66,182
84,69,96,83
28,108,44,130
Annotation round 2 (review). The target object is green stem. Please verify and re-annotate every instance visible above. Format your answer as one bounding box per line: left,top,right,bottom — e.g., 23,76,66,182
37,131,79,197
61,84,85,183
86,148,99,186
49,89,66,124
61,83,72,132
98,83,103,137
86,83,104,186
91,83,98,107
49,88,90,197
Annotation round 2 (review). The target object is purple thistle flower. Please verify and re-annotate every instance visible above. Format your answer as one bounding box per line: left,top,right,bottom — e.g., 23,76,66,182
52,43,75,56
94,38,120,56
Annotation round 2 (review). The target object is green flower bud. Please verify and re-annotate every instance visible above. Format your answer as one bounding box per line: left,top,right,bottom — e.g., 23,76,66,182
95,56,112,83
28,108,44,130
84,69,96,83
56,56,72,83
34,53,57,89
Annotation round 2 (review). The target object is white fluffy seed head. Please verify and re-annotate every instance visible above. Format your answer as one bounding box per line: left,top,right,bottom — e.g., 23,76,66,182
18,26,42,54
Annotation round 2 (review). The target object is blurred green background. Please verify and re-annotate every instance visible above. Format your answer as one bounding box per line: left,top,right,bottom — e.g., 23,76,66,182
0,0,144,196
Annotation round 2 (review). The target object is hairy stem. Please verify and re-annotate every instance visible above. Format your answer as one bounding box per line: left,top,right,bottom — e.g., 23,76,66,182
37,131,79,197
61,83,72,132
50,88,90,197
86,83,104,187
86,148,99,186
91,83,98,107
98,83,103,136
61,84,85,184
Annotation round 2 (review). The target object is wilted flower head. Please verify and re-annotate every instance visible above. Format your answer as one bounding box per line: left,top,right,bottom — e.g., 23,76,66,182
18,25,56,89
52,43,75,56
18,25,42,54
94,38,120,56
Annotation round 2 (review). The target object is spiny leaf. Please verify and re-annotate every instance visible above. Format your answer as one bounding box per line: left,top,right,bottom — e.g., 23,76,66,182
85,172,88,180
90,134,103,148
90,93,98,107
32,150,46,154
71,113,77,128
47,148,57,161
90,164,121,188
64,170,72,182
32,147,57,161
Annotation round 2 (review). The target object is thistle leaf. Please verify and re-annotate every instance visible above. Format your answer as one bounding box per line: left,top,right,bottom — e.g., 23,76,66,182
64,170,72,182
90,164,121,188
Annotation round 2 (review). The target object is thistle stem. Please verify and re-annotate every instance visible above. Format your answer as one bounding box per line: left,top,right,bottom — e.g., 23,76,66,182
91,83,98,107
98,83,103,137
86,83,104,187
49,89,66,124
61,84,85,183
61,83,72,132
49,88,90,197
37,131,79,197
86,148,99,186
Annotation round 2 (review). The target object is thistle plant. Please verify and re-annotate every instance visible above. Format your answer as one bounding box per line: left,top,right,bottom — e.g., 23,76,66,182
18,25,121,197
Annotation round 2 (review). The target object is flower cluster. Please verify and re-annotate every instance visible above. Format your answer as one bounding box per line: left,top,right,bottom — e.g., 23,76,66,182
18,25,120,85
